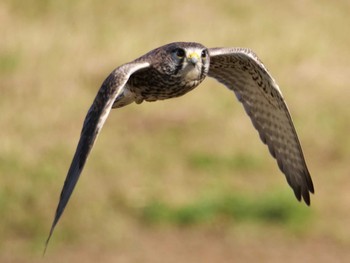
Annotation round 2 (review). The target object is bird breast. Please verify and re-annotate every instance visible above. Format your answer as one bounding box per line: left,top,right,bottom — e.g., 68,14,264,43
127,67,205,103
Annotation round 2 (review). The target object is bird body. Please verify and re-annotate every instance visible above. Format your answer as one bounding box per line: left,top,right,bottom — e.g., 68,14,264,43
45,42,314,252
114,42,209,107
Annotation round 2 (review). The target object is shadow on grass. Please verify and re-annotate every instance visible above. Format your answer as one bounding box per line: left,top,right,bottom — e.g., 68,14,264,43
139,191,312,230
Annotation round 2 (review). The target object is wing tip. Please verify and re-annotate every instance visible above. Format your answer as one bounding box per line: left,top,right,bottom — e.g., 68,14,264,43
291,170,314,206
43,221,57,256
292,187,311,206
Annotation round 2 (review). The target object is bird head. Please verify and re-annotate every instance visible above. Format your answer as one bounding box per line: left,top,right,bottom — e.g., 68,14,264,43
152,42,209,80
170,43,210,79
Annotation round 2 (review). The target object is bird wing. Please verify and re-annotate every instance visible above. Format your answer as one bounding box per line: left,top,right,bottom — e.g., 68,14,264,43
45,61,150,251
207,47,314,204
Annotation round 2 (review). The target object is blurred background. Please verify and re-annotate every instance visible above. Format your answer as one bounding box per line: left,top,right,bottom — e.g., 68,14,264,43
1,0,350,262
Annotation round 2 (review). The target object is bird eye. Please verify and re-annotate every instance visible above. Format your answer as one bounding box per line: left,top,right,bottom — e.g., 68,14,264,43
174,48,185,58
201,50,207,59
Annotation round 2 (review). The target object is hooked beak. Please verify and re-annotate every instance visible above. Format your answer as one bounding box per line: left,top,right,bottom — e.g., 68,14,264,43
187,52,200,65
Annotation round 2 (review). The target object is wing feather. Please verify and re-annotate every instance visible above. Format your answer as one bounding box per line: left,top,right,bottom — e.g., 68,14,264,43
208,48,314,204
44,61,150,252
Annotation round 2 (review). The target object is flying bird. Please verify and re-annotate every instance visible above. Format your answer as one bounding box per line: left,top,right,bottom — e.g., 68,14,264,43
45,42,314,251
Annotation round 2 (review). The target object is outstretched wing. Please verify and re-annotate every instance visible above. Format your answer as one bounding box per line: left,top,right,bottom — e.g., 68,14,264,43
45,61,150,252
208,48,314,204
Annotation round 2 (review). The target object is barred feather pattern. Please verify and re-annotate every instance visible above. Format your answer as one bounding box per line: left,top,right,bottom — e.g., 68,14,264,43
208,47,314,204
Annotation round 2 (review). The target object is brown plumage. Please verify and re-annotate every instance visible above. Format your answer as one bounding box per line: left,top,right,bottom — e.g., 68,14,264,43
45,42,314,252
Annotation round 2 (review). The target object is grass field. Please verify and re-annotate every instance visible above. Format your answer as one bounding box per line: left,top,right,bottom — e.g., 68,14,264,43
1,0,350,262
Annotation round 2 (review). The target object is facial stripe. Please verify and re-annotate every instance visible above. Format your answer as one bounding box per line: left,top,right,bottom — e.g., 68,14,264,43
174,57,185,75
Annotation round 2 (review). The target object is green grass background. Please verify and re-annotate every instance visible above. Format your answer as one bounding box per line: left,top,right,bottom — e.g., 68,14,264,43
1,0,350,262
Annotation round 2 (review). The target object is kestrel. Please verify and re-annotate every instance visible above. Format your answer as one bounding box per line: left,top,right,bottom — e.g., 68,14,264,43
45,42,314,250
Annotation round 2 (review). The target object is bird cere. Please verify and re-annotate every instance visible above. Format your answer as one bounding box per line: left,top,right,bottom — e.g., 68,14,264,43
45,42,314,251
